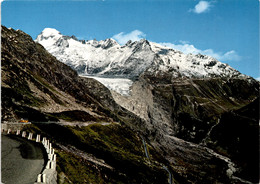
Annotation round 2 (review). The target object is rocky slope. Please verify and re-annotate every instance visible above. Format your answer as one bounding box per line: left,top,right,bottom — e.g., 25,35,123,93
112,71,259,183
2,26,259,184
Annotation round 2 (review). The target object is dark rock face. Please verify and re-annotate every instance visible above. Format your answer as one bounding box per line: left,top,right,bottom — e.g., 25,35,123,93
150,76,259,183
205,98,259,183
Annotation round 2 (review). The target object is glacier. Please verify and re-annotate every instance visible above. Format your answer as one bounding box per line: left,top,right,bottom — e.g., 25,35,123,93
81,75,133,96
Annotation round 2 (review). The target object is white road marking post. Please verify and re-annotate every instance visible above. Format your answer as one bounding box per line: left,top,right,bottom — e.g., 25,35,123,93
42,174,46,183
37,174,42,182
46,161,51,169
53,154,56,161
36,134,41,142
28,132,33,140
16,129,20,135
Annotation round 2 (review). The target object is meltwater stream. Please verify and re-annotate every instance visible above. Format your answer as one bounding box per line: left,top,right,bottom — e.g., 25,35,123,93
141,136,173,184
165,134,255,184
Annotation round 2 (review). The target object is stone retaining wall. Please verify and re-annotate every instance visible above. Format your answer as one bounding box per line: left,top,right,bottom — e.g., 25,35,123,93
1,122,29,132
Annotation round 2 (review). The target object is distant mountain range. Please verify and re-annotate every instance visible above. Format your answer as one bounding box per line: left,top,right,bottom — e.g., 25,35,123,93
36,28,246,79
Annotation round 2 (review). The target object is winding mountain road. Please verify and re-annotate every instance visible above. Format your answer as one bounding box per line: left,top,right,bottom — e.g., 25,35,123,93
1,134,45,184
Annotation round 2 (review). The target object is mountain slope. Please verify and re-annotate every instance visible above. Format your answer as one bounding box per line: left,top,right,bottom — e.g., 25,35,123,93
3,26,259,184
2,25,173,184
2,26,104,122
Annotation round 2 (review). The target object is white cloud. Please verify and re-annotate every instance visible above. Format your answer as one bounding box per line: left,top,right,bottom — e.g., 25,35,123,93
112,30,146,45
218,50,241,61
190,1,212,14
179,40,190,44
256,77,260,81
160,42,241,62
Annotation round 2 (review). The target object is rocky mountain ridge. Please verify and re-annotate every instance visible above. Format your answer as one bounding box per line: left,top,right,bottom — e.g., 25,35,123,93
36,28,246,79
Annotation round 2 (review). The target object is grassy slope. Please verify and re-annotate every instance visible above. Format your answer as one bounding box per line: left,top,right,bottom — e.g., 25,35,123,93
22,123,171,184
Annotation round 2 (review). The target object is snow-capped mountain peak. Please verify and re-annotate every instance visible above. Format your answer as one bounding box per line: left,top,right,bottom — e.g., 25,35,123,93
37,28,62,41
99,38,120,49
36,28,62,48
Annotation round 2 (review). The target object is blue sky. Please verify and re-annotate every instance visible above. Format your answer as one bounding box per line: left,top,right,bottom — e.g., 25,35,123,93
1,0,259,79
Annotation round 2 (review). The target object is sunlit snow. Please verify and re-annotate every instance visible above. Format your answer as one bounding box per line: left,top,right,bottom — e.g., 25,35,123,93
36,28,246,93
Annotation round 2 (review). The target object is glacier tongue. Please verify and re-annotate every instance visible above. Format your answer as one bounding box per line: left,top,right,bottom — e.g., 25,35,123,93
81,75,133,96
